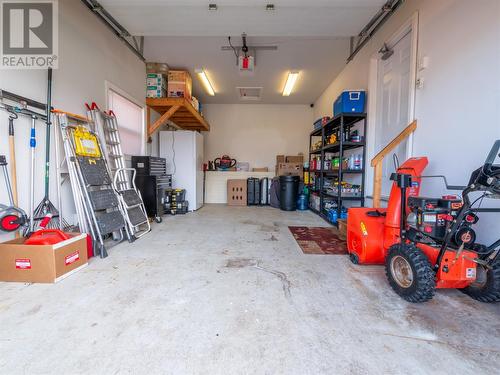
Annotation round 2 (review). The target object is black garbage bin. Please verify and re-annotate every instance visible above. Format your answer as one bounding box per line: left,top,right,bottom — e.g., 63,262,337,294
279,175,300,211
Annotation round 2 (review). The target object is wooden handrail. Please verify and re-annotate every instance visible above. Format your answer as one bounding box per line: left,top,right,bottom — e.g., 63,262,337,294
371,120,417,207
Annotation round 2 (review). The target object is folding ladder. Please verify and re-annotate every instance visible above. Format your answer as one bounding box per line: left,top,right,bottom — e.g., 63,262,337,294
53,110,130,258
85,103,150,238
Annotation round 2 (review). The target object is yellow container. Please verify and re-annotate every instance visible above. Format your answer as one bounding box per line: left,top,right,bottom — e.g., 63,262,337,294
73,126,101,158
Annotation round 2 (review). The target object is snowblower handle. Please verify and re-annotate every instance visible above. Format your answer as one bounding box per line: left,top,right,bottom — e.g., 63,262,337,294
483,140,500,176
420,175,467,191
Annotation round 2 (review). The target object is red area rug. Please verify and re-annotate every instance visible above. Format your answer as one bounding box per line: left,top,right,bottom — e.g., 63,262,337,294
288,226,347,255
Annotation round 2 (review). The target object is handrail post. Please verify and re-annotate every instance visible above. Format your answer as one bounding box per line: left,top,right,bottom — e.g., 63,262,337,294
370,120,417,208
373,162,383,207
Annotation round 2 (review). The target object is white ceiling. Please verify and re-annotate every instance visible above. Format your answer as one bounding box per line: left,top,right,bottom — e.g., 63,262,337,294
99,0,386,103
144,36,350,104
100,0,386,37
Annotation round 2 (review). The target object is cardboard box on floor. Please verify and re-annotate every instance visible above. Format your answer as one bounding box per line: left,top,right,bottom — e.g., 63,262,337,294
227,179,247,206
0,234,88,283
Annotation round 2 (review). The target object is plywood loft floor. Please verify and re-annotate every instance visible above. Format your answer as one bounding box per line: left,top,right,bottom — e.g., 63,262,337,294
1,205,499,374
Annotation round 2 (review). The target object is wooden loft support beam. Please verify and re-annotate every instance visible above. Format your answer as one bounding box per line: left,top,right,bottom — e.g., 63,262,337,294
148,105,180,136
146,97,210,137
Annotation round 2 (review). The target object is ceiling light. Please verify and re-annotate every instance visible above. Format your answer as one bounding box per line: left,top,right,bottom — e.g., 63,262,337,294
266,4,275,11
208,3,217,11
282,71,299,96
195,68,215,96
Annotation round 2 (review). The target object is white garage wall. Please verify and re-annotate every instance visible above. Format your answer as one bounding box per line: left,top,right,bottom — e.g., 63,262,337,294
0,0,145,241
203,104,313,171
314,0,500,244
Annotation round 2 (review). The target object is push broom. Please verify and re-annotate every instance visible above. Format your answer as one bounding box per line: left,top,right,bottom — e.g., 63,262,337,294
33,68,69,230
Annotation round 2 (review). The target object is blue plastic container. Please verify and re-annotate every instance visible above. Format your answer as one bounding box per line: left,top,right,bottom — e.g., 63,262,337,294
328,209,338,224
297,193,308,211
333,90,366,116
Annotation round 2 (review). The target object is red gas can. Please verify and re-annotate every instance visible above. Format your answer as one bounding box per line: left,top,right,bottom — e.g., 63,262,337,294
25,229,70,245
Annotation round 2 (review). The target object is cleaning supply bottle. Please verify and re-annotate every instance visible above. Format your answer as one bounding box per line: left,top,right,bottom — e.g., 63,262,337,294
329,209,338,224
340,207,348,220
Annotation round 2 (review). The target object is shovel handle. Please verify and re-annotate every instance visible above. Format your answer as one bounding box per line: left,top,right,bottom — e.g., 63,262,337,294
8,118,18,207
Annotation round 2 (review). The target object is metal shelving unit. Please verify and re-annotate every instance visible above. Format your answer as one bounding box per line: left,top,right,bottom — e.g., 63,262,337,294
308,113,367,225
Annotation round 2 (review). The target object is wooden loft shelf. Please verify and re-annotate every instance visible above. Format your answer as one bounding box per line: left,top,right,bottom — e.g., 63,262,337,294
146,97,210,136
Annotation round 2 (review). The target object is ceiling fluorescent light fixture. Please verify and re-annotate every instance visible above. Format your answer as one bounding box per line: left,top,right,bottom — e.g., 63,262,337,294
195,68,215,96
282,71,299,96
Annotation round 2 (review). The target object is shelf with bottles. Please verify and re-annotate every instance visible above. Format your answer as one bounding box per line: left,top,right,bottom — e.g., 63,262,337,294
314,169,364,175
307,112,367,225
322,200,349,224
310,113,366,137
309,153,364,174
323,180,362,198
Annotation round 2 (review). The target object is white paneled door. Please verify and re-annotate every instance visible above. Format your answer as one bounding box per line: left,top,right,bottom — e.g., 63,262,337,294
375,30,412,197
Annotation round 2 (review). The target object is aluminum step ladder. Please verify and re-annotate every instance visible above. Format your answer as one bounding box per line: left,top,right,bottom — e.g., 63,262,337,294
53,110,130,258
86,103,150,238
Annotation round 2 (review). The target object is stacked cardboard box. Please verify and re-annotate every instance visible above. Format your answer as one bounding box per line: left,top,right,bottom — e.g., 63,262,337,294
168,70,192,99
146,62,169,98
146,73,167,98
275,154,304,178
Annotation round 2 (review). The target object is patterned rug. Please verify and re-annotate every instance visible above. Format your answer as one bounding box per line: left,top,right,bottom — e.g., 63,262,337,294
288,226,347,255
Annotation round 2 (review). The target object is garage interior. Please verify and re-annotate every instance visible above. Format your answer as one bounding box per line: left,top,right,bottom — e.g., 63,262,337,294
0,0,499,373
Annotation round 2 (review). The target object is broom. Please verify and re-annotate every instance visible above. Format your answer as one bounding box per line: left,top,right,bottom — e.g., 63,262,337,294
33,68,69,230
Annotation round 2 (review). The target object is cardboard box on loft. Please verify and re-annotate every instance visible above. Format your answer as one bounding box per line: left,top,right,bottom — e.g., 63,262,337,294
167,70,192,99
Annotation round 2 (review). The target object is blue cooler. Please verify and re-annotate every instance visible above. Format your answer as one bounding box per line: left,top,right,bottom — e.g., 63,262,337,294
333,90,366,116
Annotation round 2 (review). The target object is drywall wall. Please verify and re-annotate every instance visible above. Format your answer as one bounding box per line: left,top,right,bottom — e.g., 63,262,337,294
0,0,145,241
314,0,500,243
203,104,313,170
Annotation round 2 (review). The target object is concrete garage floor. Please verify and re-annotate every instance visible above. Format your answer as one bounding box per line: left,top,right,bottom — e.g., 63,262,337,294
0,205,499,374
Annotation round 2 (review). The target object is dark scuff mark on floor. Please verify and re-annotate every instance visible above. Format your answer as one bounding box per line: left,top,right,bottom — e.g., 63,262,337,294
225,258,291,299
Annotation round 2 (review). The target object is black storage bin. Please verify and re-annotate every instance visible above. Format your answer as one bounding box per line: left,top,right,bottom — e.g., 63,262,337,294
247,178,261,205
279,175,300,211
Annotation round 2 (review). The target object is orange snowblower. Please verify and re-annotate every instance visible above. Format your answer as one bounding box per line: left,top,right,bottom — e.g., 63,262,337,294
347,140,500,303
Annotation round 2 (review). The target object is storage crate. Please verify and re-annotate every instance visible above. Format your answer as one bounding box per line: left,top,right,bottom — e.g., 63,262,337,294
227,179,247,206
333,90,366,116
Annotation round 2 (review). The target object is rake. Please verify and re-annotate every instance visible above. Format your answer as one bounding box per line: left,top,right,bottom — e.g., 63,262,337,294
33,68,69,230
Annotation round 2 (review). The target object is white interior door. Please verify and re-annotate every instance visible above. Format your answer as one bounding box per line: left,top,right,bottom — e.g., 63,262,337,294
375,30,412,197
